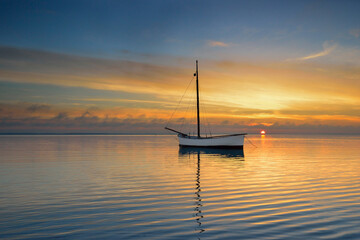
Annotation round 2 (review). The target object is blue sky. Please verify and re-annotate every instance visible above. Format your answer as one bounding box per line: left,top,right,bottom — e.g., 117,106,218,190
1,0,359,58
0,0,359,133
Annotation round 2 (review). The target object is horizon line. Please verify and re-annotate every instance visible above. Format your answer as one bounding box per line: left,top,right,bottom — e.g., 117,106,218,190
1,132,359,136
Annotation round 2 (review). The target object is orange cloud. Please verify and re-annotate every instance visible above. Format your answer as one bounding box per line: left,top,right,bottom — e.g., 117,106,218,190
1,47,359,133
288,42,337,61
207,40,229,47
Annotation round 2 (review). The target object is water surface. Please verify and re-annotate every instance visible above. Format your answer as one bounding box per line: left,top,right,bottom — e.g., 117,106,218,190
0,134,359,239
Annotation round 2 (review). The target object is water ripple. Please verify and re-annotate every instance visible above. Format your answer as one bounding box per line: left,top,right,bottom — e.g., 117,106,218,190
0,135,360,239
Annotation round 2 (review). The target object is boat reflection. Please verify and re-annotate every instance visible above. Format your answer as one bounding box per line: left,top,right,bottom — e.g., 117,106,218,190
179,146,245,159
194,152,204,238
178,148,244,239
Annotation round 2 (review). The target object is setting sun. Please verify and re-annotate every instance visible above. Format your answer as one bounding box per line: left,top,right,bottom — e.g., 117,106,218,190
261,130,266,135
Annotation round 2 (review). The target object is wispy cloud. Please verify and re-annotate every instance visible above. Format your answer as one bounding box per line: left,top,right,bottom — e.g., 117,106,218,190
0,46,191,96
349,29,360,38
207,40,229,47
1,46,360,133
1,101,359,134
288,42,337,61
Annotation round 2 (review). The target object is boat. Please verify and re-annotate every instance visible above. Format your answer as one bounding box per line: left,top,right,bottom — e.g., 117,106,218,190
165,60,247,148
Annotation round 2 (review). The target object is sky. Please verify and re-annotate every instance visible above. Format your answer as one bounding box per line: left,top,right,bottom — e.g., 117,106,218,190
0,0,359,134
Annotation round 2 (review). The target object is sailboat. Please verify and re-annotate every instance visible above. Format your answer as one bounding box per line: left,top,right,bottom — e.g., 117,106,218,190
165,60,247,148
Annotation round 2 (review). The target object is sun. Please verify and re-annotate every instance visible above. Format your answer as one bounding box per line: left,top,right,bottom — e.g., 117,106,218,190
260,130,266,135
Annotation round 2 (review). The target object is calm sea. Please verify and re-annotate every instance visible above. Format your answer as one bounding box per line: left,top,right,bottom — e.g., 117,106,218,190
0,134,360,239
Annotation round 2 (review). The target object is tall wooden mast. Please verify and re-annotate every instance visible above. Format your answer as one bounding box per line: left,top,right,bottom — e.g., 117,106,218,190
196,60,200,138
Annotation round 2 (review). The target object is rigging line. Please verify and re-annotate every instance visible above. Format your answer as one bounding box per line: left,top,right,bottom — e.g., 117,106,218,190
202,99,212,137
179,98,189,132
198,89,212,137
165,76,195,128
200,103,209,137
245,136,257,148
189,86,197,135
198,90,204,136
181,86,192,133
180,83,196,133
187,88,197,135
203,111,210,136
205,110,212,136
191,85,198,135
198,82,211,137
198,85,206,136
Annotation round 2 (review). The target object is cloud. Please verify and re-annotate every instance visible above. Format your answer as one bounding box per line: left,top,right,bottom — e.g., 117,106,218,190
349,29,360,38
0,100,359,134
26,103,51,112
0,46,191,96
1,113,358,134
1,46,360,134
207,41,229,47
53,112,68,120
1,110,359,134
289,42,337,61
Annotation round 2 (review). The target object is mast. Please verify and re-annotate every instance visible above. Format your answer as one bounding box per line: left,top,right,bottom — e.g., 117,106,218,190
196,60,200,138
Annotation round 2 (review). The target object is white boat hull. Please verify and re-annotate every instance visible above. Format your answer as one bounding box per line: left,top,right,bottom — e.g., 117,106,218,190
178,134,245,148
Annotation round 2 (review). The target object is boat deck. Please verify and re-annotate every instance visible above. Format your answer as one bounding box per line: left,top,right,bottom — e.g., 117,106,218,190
181,133,247,139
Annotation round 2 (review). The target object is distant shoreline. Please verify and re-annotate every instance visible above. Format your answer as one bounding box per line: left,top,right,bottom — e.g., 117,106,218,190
0,133,170,136
1,133,359,136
